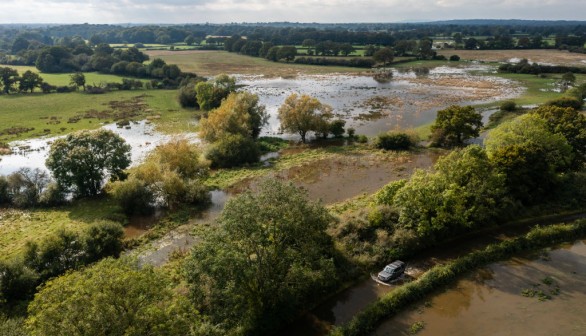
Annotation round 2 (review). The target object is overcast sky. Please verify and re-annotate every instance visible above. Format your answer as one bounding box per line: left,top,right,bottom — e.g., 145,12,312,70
0,0,584,24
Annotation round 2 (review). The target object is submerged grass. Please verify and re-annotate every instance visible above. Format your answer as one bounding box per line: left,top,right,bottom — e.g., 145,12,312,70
331,219,586,336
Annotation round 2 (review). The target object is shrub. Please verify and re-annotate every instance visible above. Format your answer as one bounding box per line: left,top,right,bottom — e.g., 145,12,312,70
500,100,517,112
545,96,583,110
0,176,10,205
0,260,38,303
39,182,66,206
449,55,460,61
329,119,346,138
356,135,368,143
206,134,260,168
83,221,124,263
109,177,155,215
347,128,356,138
177,83,198,108
375,132,415,150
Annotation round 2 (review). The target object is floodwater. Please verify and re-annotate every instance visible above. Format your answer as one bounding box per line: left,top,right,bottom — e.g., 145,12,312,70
0,120,193,175
135,189,230,266
238,64,521,139
374,240,586,336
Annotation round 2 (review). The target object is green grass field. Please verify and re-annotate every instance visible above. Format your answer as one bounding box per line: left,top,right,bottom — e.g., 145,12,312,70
6,65,142,87
0,198,119,261
0,90,199,142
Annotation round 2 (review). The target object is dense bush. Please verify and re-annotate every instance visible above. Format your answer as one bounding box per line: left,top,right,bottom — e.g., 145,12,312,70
109,177,155,215
545,96,583,110
206,134,260,168
500,100,517,112
449,55,460,61
294,57,375,68
374,132,415,150
177,82,199,108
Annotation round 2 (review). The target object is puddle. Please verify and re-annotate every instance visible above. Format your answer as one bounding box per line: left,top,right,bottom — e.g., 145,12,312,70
0,120,196,175
374,240,586,336
124,208,166,239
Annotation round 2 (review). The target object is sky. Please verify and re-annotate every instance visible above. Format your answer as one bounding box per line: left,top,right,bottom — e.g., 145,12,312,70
0,0,584,24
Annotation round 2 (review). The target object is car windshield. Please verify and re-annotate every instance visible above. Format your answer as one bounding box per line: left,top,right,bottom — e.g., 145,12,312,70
384,266,396,273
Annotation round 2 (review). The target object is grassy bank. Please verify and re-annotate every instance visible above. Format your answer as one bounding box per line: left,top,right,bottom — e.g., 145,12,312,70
331,219,586,336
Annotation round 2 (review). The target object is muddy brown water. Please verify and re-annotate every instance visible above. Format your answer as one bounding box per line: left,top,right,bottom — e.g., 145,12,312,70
231,150,442,205
374,240,586,336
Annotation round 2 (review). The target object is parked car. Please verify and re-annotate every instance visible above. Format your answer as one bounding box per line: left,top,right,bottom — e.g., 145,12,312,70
377,260,406,282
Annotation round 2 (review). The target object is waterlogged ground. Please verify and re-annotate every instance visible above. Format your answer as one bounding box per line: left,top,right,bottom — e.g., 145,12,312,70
239,64,521,138
0,120,194,175
374,240,586,336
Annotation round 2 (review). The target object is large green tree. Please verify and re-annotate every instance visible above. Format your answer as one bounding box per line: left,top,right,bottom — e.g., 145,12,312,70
278,93,332,143
26,258,196,336
46,129,131,197
18,71,44,93
485,113,574,173
430,105,483,147
195,74,236,111
0,67,19,94
185,179,337,334
393,146,508,242
533,105,586,168
373,47,394,65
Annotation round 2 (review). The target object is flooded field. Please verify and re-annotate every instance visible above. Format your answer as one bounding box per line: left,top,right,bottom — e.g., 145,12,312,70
239,64,520,138
374,240,586,336
0,120,188,175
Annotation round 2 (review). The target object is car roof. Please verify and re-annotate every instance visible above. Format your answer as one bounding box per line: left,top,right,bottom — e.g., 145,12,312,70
386,260,405,268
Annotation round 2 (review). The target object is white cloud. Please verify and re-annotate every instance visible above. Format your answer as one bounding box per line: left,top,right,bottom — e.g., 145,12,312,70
0,0,584,23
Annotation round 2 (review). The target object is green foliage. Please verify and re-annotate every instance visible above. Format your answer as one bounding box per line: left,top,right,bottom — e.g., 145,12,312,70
329,119,346,138
26,258,196,336
129,139,210,209
449,55,460,61
83,221,124,264
545,96,583,110
46,129,131,197
195,74,236,111
109,177,155,215
0,260,38,303
18,70,43,93
23,221,124,282
500,100,517,112
375,132,416,150
0,67,19,94
177,81,199,108
430,105,483,147
0,317,27,336
373,47,394,65
485,113,574,173
393,146,508,243
373,179,407,205
185,179,337,334
206,134,260,168
532,105,586,168
69,72,85,90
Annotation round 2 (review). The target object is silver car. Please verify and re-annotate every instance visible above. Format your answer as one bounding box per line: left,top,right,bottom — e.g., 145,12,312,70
377,260,406,282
